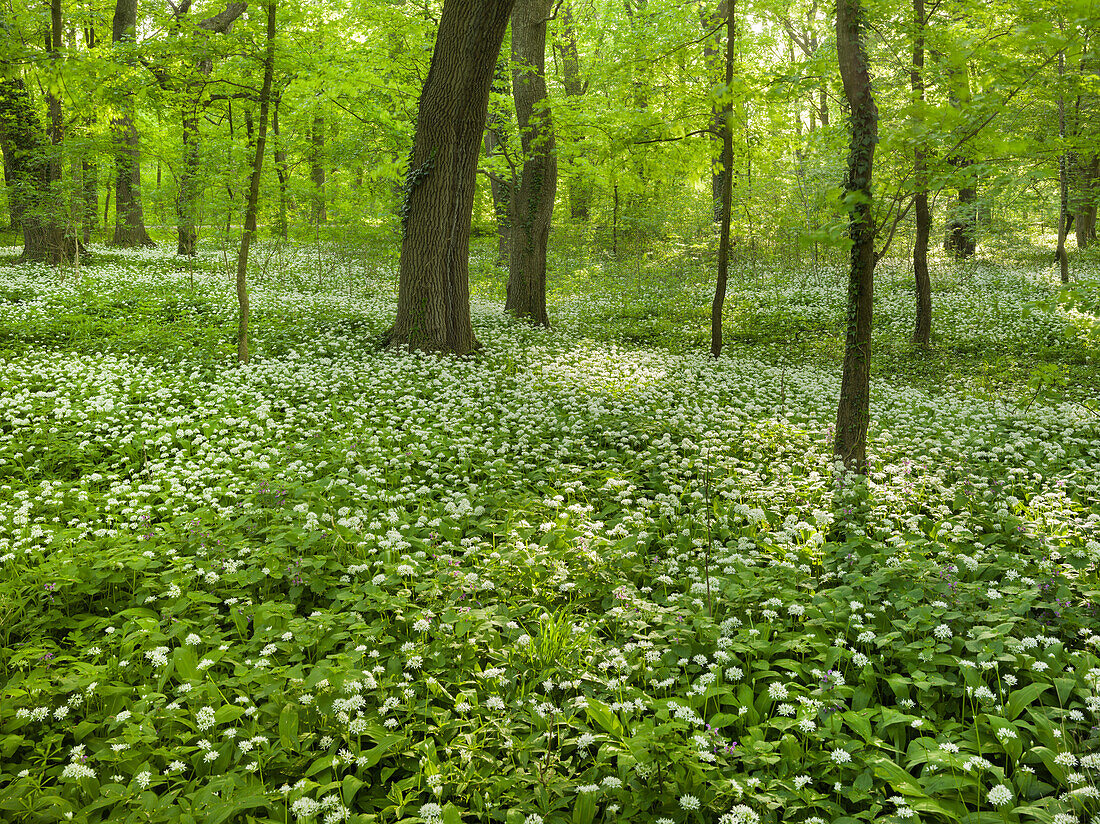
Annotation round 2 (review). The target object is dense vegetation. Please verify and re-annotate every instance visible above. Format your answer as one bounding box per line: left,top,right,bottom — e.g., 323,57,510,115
0,229,1098,824
2,0,1100,822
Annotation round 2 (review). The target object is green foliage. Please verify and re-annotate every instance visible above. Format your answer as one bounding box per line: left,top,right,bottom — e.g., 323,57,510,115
0,240,1098,823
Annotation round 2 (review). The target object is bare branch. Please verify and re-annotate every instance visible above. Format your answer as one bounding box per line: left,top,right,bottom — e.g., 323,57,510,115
199,2,248,33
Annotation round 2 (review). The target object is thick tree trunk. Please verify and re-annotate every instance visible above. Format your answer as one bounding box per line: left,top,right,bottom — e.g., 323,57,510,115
558,0,591,222
834,0,879,473
711,3,735,358
505,0,557,327
0,73,74,263
911,0,931,347
236,1,276,364
484,56,512,266
310,114,326,224
110,0,155,248
385,0,515,354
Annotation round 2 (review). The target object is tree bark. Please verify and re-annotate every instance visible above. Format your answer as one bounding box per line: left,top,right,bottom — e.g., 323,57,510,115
711,1,735,358
110,0,156,248
702,0,729,223
833,0,879,473
386,0,514,354
484,55,512,266
911,0,931,346
1057,49,1070,284
506,0,557,327
236,1,276,364
0,0,76,266
557,0,591,222
177,109,201,255
943,60,975,259
1072,154,1097,248
310,114,326,224
171,3,248,255
273,99,289,238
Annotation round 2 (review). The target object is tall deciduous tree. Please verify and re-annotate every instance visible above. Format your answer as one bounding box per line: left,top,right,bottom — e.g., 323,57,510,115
483,55,512,265
0,10,74,263
701,0,728,223
911,0,932,346
711,0,735,358
556,0,590,221
833,0,879,472
506,0,557,327
943,53,975,259
1056,44,1070,283
385,0,515,354
110,0,155,247
236,0,276,364
170,2,248,256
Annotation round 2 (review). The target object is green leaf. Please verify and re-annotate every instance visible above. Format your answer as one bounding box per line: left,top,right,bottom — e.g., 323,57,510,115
443,803,464,824
843,710,874,742
867,755,925,797
585,699,624,738
1005,684,1050,720
279,704,299,752
573,791,597,824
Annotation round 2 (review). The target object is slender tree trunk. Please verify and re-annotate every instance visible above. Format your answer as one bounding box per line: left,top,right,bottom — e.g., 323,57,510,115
484,55,512,266
1057,48,1070,284
81,22,97,244
310,114,326,224
505,0,557,326
911,0,932,346
273,100,288,239
711,2,735,358
385,0,515,354
82,158,97,242
172,3,248,254
110,0,155,248
1073,153,1097,249
833,0,879,473
702,0,729,223
943,60,975,259
177,110,201,255
557,0,590,222
237,1,277,364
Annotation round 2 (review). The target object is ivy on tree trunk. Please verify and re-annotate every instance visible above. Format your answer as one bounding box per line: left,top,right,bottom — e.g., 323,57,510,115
385,0,515,354
833,0,878,473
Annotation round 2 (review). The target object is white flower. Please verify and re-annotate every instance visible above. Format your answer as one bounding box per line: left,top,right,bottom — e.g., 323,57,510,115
679,794,701,810
830,748,851,764
196,706,216,731
987,784,1013,806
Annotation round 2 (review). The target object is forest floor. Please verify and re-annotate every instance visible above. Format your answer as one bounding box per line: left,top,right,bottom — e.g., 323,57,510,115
0,231,1098,824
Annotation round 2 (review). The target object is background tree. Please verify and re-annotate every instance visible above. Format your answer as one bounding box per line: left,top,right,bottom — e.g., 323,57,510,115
236,0,276,364
110,0,155,248
505,0,557,327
